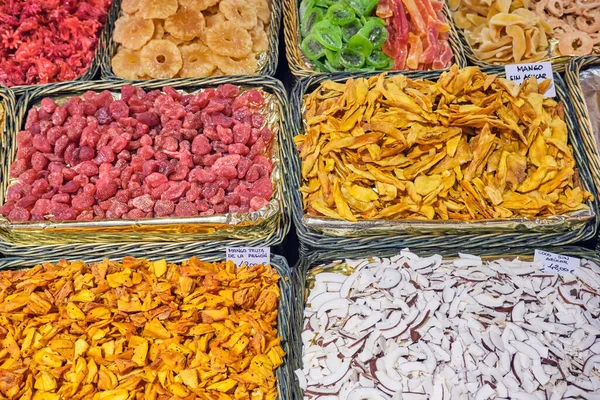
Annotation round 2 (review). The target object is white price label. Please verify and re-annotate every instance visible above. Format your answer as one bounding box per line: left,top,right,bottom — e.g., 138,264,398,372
226,247,270,267
504,62,556,98
534,249,579,275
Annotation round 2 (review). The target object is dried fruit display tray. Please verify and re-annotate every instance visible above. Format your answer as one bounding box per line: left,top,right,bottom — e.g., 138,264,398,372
283,0,467,78
565,55,600,248
0,76,292,257
0,252,292,400
100,0,283,79
291,246,600,400
3,1,118,95
285,67,599,255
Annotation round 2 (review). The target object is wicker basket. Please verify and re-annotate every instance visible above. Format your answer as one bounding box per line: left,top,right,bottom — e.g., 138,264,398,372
0,76,292,256
285,67,599,255
0,252,293,400
100,0,282,79
0,85,16,171
3,0,118,95
289,245,600,400
449,11,570,72
283,0,467,78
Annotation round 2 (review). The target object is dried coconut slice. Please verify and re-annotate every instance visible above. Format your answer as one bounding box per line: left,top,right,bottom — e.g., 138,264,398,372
140,39,183,78
206,21,252,58
113,15,155,50
121,0,140,14
219,0,257,30
179,0,220,11
112,47,145,79
211,53,257,75
140,0,178,19
180,43,216,77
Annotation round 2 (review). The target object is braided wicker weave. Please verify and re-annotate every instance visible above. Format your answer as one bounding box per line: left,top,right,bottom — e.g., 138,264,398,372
4,0,118,95
0,252,292,400
0,85,16,178
100,0,282,79
289,246,600,400
285,66,599,255
283,0,468,78
0,76,292,257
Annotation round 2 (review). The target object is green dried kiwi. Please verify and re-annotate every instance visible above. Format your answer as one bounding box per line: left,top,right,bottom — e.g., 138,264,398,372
343,0,378,16
301,33,327,60
325,48,342,70
342,19,362,42
339,48,365,68
312,19,343,51
301,7,323,37
366,50,393,69
314,0,335,9
346,33,373,57
299,0,315,21
326,3,356,26
359,18,388,48
310,58,329,72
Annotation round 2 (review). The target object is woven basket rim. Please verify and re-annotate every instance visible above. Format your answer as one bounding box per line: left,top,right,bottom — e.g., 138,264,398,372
283,66,599,251
0,76,292,250
1,0,118,95
283,0,468,78
100,0,282,80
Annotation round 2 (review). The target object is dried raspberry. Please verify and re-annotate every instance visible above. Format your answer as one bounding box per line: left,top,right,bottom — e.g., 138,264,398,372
175,200,198,217
154,199,175,217
72,192,94,211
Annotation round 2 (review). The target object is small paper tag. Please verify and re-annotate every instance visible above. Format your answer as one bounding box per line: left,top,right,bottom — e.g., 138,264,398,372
504,62,556,97
226,247,270,267
534,249,579,275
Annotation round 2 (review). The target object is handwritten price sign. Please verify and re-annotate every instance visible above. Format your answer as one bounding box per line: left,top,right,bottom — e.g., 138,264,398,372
534,250,579,275
226,247,270,267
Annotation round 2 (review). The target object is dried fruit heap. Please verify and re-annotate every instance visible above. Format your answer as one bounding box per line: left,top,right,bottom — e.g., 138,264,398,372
295,66,592,222
298,251,600,398
0,257,284,399
299,0,452,72
111,0,271,79
1,84,275,222
0,0,112,87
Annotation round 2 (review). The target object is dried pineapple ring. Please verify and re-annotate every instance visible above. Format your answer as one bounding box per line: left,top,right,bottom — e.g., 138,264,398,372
180,43,216,77
140,40,183,78
179,0,220,11
140,0,178,19
219,0,257,30
205,12,226,28
206,21,253,58
121,0,140,13
153,20,165,39
112,47,145,79
248,0,271,24
212,53,258,75
165,8,206,40
250,24,269,53
113,15,155,50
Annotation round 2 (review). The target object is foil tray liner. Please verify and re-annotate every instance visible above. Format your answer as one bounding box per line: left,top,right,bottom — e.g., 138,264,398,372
0,86,284,244
580,66,600,147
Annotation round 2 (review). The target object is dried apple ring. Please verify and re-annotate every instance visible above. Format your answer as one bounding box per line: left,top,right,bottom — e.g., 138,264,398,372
558,31,594,55
164,8,206,40
219,0,258,30
211,54,258,74
576,14,600,34
140,39,183,78
205,21,253,58
180,43,216,77
546,0,564,16
114,15,155,50
112,48,145,79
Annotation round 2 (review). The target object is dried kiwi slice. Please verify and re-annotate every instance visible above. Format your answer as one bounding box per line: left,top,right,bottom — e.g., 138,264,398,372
312,20,343,51
325,48,342,70
342,19,362,42
301,7,323,37
346,33,373,57
366,50,393,69
310,58,329,72
359,18,388,48
299,0,315,21
343,0,378,16
326,3,355,26
315,0,335,8
339,48,365,68
301,34,327,60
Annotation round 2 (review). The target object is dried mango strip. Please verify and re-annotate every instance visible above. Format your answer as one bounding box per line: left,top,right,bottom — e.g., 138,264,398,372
0,257,284,400
295,66,593,222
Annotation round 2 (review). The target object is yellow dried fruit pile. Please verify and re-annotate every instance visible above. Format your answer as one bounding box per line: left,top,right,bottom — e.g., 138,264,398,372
0,257,284,400
295,65,593,222
111,0,271,79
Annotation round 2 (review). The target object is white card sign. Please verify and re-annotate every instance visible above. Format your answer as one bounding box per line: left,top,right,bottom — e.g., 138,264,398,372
226,247,270,267
505,62,556,98
534,249,579,275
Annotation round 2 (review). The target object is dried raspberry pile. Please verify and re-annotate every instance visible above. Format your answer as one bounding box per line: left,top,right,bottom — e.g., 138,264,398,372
1,84,275,222
0,0,112,87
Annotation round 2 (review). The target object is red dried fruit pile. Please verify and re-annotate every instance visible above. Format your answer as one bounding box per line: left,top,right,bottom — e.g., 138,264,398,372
0,84,275,222
0,0,112,87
